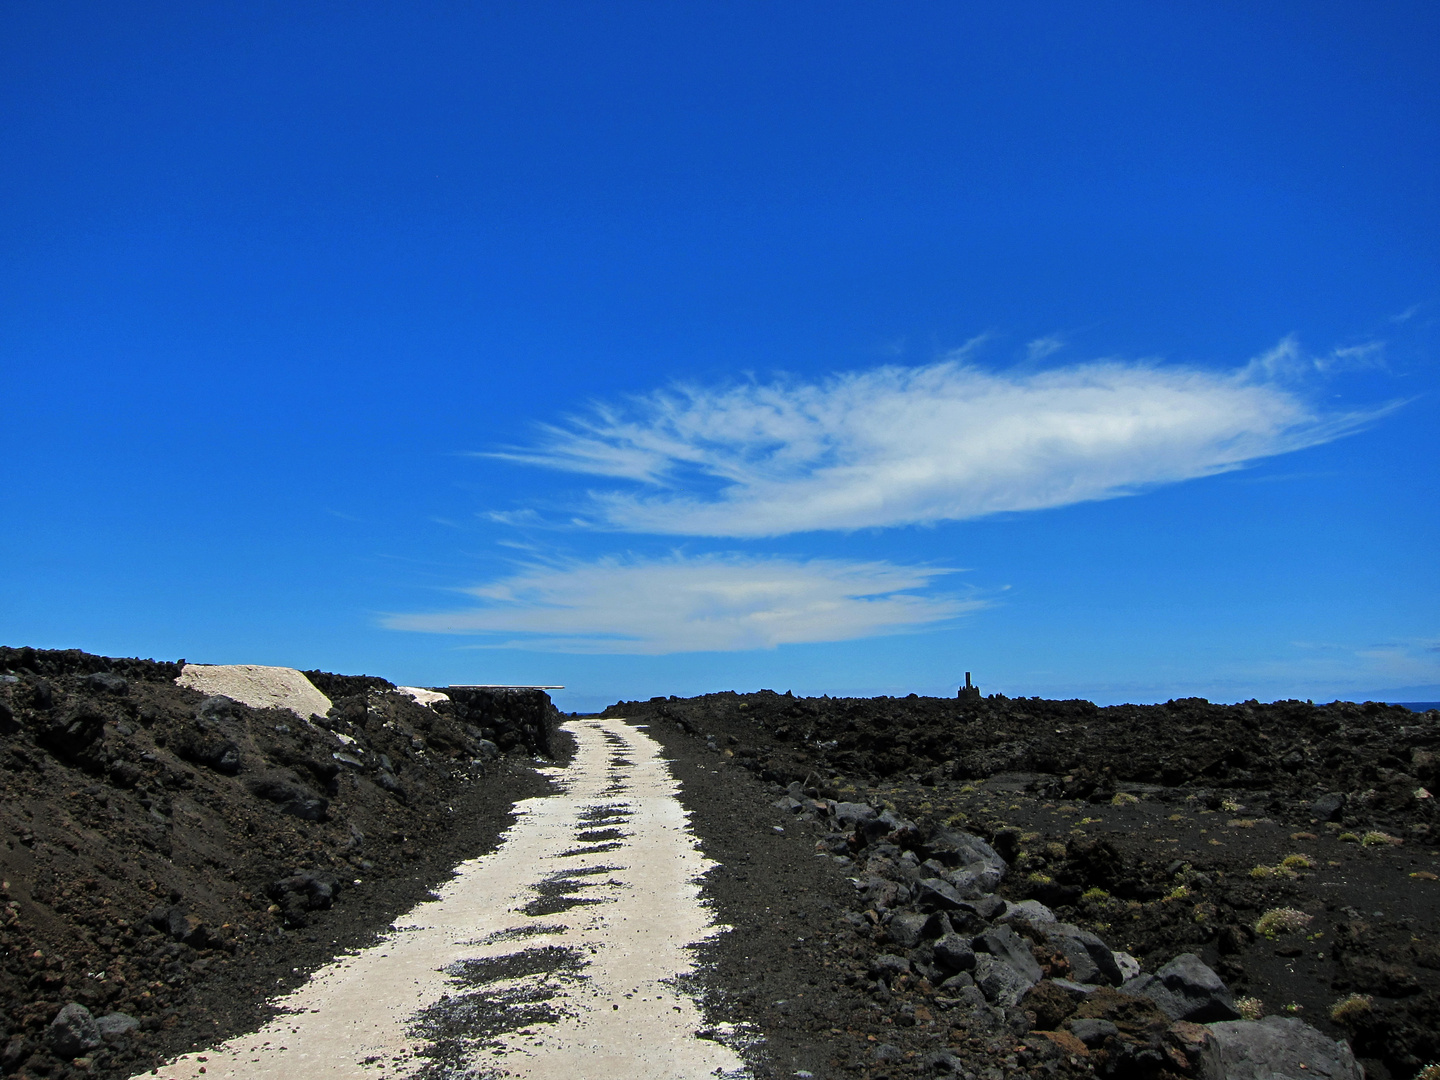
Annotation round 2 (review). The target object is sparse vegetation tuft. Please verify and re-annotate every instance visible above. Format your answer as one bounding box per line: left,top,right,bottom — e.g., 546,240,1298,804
1329,994,1374,1025
1236,996,1265,1020
1256,907,1313,937
1361,830,1402,847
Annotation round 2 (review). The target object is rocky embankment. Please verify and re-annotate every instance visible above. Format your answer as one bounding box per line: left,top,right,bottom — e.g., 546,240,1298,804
613,690,1440,1080
0,647,562,1080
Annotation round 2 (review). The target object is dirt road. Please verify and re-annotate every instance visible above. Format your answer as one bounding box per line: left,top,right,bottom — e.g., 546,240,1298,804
134,718,747,1080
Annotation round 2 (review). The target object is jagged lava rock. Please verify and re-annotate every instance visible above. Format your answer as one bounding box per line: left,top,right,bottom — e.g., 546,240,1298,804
1199,1016,1362,1080
1123,952,1240,1022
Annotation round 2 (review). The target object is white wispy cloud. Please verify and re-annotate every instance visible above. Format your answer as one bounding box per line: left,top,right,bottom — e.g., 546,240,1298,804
1238,334,1386,380
490,344,1378,537
1025,335,1066,363
384,553,976,654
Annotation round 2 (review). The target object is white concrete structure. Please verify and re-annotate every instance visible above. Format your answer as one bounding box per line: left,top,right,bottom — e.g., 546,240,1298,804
176,664,333,722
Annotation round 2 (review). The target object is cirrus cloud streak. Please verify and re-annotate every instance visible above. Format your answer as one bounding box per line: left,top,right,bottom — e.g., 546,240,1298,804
384,553,976,654
490,352,1378,537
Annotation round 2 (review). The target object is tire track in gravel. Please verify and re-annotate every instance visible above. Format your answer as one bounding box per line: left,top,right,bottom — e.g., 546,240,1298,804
132,718,748,1080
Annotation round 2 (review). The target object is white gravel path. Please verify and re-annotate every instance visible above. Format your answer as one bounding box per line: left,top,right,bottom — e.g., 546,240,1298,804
134,717,747,1080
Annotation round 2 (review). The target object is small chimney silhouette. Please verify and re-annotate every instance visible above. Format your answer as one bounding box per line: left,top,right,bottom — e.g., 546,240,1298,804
958,671,981,701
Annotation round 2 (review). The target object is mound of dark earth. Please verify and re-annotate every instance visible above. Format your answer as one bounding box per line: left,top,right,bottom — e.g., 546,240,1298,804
0,647,563,1080
610,690,1439,1080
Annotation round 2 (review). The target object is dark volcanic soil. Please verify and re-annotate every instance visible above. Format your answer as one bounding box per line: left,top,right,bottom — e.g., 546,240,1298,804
6,649,1439,1080
608,690,1440,1080
0,647,564,1080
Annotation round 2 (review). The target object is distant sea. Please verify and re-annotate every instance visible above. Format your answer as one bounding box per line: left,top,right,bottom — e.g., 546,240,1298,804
1390,701,1440,713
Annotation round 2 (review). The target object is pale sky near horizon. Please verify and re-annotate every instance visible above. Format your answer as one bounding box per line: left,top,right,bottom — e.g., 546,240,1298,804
3,3,1437,712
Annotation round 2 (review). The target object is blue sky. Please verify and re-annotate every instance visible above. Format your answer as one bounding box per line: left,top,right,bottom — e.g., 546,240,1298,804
3,3,1437,712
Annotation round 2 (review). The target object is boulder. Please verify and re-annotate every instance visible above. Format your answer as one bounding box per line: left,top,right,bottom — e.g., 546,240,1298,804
933,932,977,974
87,672,127,694
197,694,237,717
858,876,902,910
915,877,965,910
95,1013,139,1040
922,1050,966,1073
833,801,877,829
944,865,1003,897
1112,951,1142,981
1002,899,1057,925
974,926,1044,984
246,774,329,821
887,911,938,949
860,809,917,844
47,1003,101,1059
1309,793,1347,823
1199,1016,1362,1080
1044,923,1124,986
973,953,1039,1006
173,726,241,774
872,1043,904,1063
956,895,1007,922
1122,953,1239,1022
266,871,343,927
927,829,1007,876
145,904,219,948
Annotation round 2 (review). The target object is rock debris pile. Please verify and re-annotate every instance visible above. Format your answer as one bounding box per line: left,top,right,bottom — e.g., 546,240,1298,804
616,690,1440,1080
0,647,560,1080
800,792,1359,1078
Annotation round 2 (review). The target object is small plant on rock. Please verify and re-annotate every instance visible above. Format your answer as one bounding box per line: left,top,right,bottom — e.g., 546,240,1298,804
1250,864,1280,880
1255,907,1314,937
1236,996,1265,1020
1361,830,1402,847
1329,994,1374,1025
1111,792,1139,806
1280,853,1316,871
1413,1065,1440,1080
1338,832,1361,843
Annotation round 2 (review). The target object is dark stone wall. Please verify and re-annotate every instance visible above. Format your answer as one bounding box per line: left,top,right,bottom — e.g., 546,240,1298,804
440,687,561,758
0,646,183,683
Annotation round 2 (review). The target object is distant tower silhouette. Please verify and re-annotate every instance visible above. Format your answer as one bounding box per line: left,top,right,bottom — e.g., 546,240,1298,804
958,671,981,701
